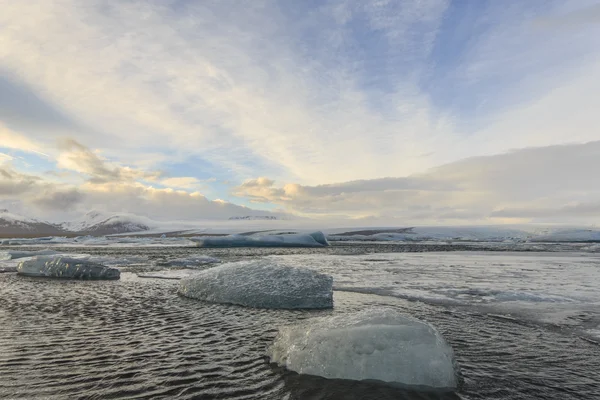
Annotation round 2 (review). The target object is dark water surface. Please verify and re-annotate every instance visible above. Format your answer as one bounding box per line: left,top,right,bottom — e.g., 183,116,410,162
1,245,599,399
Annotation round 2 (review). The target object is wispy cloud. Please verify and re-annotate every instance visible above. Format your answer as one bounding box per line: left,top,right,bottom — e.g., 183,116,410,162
232,141,600,224
0,1,599,222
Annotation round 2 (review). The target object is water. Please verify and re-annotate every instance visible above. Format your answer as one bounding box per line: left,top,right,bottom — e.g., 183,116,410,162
1,244,599,399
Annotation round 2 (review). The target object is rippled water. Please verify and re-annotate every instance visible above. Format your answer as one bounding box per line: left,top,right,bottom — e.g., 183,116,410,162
1,244,599,399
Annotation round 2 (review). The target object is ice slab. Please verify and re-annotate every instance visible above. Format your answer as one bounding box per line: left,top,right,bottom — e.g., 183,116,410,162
268,308,458,390
191,231,329,248
17,256,121,280
178,260,333,309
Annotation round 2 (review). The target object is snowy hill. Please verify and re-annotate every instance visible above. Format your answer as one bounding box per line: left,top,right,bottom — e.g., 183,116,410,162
62,211,155,235
0,209,65,236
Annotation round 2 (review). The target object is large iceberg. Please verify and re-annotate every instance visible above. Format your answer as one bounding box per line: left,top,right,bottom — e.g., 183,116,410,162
268,308,458,391
178,260,333,309
17,256,121,280
191,231,329,248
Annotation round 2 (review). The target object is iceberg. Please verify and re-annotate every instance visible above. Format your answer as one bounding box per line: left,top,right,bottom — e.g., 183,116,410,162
178,260,333,309
17,256,121,280
268,308,458,391
191,231,329,248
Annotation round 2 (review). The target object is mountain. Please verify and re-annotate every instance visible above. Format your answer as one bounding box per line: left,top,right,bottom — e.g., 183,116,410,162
0,209,65,236
62,210,154,235
0,209,291,237
228,216,279,220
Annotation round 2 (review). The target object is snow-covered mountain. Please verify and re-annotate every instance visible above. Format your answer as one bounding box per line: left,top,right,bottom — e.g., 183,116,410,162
0,209,153,236
0,209,65,236
61,210,155,235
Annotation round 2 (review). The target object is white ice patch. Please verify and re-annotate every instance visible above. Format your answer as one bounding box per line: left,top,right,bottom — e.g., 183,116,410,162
191,231,328,248
17,256,120,280
0,236,196,247
178,260,333,309
268,308,458,390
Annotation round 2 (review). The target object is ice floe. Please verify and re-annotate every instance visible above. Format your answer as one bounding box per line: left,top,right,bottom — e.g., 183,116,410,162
269,308,458,390
178,260,333,309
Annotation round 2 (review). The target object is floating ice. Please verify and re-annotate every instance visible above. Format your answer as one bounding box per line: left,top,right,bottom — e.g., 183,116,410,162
17,256,120,280
178,260,333,309
4,249,58,260
161,255,220,267
191,231,329,248
268,308,458,390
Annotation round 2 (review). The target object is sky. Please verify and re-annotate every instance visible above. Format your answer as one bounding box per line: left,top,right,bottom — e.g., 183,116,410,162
1,0,600,224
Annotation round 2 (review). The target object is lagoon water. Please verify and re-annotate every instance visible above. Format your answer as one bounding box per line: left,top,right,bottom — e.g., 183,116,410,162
1,243,599,399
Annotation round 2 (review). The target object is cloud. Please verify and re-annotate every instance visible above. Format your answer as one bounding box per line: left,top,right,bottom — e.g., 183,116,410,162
30,188,84,211
55,138,163,183
0,138,273,221
3,1,597,186
77,181,272,221
0,122,49,156
232,141,600,223
1,1,599,224
534,3,600,29
0,153,13,164
158,177,215,190
0,165,43,196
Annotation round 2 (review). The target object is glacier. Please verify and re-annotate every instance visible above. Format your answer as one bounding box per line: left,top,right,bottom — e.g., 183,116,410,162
268,308,458,390
178,260,333,309
191,231,329,248
17,256,121,280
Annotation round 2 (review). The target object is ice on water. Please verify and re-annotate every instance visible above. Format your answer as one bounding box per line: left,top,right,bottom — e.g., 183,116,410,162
178,260,333,309
1,249,59,260
191,231,329,248
17,256,121,280
269,308,458,390
161,255,220,267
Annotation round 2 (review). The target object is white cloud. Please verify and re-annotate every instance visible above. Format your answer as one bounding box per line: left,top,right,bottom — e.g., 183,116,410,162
0,1,599,222
232,141,600,224
0,0,494,183
0,139,269,221
0,153,13,164
0,122,49,157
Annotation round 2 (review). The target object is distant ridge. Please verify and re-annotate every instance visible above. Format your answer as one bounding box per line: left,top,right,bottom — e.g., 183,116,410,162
0,209,286,237
0,209,65,236
228,216,278,220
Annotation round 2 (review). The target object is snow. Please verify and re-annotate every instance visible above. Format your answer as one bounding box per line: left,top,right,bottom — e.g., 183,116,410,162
178,260,333,309
268,308,458,390
191,231,329,248
61,210,155,232
17,256,121,280
0,209,40,225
